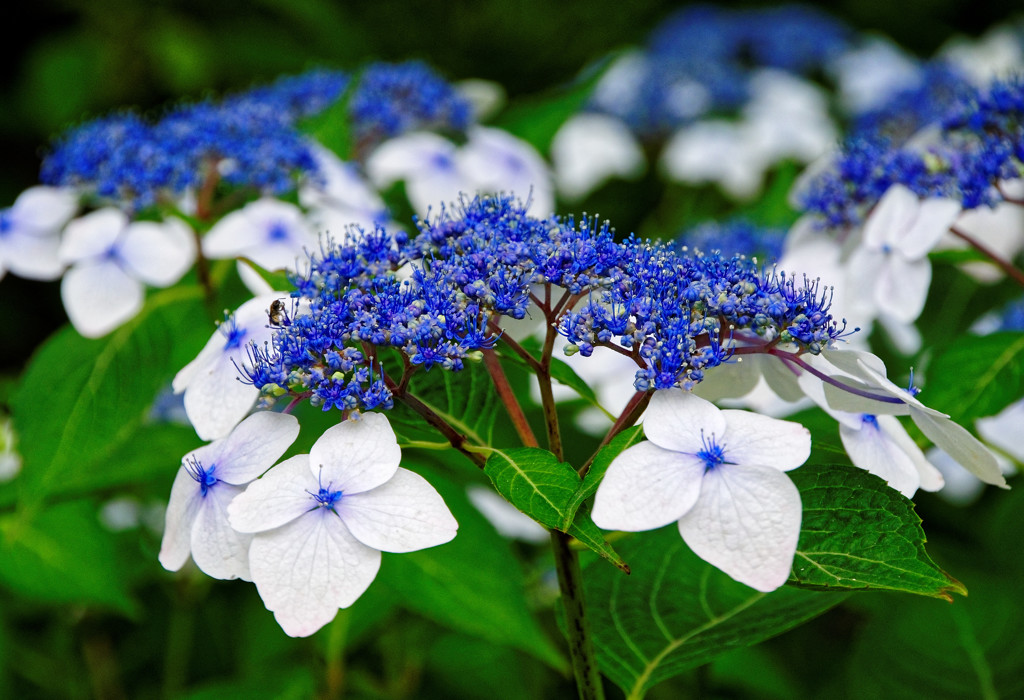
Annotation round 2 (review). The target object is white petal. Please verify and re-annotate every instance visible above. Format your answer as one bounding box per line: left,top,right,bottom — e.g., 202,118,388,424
880,415,945,492
366,132,457,188
720,410,811,471
2,227,64,280
211,411,300,484
874,255,931,323
120,218,195,286
976,399,1024,463
466,485,549,543
899,197,961,260
340,468,457,552
189,481,252,580
309,413,401,494
551,113,644,200
641,390,726,454
839,417,921,497
229,455,318,534
59,208,126,264
12,186,78,231
158,467,204,572
910,407,1007,487
182,353,259,441
677,463,802,592
202,208,253,259
862,185,919,249
61,260,143,337
249,510,381,637
692,357,762,402
591,441,705,532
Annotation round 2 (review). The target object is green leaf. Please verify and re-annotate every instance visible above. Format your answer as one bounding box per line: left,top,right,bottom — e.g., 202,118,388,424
378,465,566,670
484,447,580,530
844,573,1024,699
584,528,843,698
10,287,208,508
928,247,992,265
567,505,629,573
0,500,135,614
297,83,352,160
483,447,629,571
788,464,966,600
924,331,1024,426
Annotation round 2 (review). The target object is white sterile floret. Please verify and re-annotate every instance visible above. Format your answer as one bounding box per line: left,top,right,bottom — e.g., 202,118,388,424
59,208,195,337
159,411,299,581
661,121,767,200
550,113,644,200
0,186,78,281
796,357,942,498
458,126,555,217
228,413,458,637
203,197,318,272
807,348,1007,488
173,292,286,441
299,145,394,236
592,390,810,592
366,132,473,216
847,184,961,323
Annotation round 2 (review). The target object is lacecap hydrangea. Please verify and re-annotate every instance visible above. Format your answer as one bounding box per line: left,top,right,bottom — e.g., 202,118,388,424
240,195,845,411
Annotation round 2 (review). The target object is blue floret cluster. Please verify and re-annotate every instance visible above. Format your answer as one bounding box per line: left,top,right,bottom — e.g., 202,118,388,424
349,60,473,156
677,217,787,262
591,4,851,137
242,195,843,411
40,61,472,210
796,76,1024,228
41,69,349,210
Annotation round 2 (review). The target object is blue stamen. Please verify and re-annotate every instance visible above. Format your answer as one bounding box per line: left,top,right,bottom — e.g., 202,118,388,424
184,456,218,497
307,467,343,512
695,430,727,471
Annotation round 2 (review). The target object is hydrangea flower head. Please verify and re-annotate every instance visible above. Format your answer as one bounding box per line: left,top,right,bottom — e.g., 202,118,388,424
592,389,810,591
228,412,458,637
159,411,300,581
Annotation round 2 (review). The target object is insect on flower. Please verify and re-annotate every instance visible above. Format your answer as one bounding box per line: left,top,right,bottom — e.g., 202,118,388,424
267,299,291,327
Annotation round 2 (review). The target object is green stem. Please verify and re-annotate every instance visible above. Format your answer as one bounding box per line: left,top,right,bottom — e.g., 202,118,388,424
538,324,564,460
550,530,606,700
324,609,350,700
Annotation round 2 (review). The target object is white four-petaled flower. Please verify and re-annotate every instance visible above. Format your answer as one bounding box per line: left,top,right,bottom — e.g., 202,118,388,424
59,207,195,337
592,390,810,592
159,411,300,580
227,413,458,637
0,186,78,281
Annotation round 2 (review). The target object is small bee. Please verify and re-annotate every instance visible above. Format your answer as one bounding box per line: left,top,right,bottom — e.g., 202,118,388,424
267,299,290,327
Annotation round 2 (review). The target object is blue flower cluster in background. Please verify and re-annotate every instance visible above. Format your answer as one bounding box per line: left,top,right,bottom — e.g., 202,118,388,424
797,77,1024,228
677,218,787,262
590,4,852,138
349,60,473,156
39,61,472,211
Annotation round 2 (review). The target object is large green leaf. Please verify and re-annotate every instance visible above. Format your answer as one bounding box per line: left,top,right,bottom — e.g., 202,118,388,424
923,331,1024,426
377,463,566,670
297,82,352,160
584,528,842,698
0,500,135,614
788,464,966,600
483,447,628,571
10,286,208,508
844,573,1024,699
